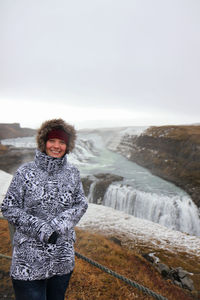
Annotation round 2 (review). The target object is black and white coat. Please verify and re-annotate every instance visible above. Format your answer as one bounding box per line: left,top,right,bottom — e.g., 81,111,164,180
1,149,88,281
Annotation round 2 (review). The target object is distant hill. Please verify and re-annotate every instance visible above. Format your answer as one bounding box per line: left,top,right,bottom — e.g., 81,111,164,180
0,123,36,140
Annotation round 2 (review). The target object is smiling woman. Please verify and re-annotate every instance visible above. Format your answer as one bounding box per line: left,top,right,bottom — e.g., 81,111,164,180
1,118,88,300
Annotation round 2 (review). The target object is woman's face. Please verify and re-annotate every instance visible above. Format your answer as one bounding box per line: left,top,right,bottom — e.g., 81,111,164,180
46,138,67,158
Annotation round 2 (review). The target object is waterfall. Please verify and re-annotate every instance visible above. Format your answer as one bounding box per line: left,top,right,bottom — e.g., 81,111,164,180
87,181,97,203
103,183,200,236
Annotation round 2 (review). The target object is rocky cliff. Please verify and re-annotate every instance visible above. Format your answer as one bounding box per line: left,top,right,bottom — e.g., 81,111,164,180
82,173,123,204
0,123,36,174
0,146,35,174
111,125,200,207
0,123,36,140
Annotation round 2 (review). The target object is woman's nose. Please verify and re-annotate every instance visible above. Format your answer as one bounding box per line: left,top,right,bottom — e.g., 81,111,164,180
53,141,60,148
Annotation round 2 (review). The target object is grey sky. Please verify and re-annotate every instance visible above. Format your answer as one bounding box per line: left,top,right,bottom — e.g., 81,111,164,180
0,0,200,129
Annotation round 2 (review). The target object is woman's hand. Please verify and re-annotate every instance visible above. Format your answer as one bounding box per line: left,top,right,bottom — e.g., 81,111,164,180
48,231,59,244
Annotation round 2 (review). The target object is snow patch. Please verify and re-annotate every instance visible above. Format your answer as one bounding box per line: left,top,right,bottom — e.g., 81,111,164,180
0,170,12,204
78,203,200,257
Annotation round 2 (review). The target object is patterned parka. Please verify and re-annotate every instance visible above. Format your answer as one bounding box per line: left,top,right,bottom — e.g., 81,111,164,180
1,119,88,280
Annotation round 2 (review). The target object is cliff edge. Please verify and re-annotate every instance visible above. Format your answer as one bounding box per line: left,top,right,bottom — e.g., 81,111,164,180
0,123,36,140
114,125,200,207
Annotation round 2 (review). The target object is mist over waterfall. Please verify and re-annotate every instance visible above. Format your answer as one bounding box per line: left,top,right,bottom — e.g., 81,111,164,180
2,127,200,236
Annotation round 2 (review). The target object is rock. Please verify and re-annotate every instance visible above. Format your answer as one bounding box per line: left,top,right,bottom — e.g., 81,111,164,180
81,175,95,197
148,253,160,264
0,147,35,174
174,280,182,288
181,276,195,291
82,173,123,205
142,253,155,264
92,174,123,204
141,252,195,292
170,269,180,281
109,236,122,246
176,267,191,279
156,263,170,278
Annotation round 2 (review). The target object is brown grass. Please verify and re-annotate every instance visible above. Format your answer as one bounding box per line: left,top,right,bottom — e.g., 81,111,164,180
0,219,198,300
69,228,198,300
145,125,200,143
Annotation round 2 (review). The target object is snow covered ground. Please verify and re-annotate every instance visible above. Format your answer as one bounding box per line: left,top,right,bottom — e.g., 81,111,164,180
0,170,12,204
78,204,200,258
1,170,200,258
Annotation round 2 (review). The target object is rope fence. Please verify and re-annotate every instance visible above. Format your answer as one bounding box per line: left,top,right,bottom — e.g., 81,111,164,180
75,251,168,300
0,216,168,300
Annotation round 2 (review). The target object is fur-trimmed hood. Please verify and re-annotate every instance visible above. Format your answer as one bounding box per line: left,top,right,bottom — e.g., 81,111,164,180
36,118,76,154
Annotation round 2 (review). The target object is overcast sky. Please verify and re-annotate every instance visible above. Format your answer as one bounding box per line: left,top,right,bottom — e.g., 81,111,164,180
0,0,200,129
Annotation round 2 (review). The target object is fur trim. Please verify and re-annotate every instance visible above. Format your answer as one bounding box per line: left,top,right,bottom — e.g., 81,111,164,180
36,118,76,154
